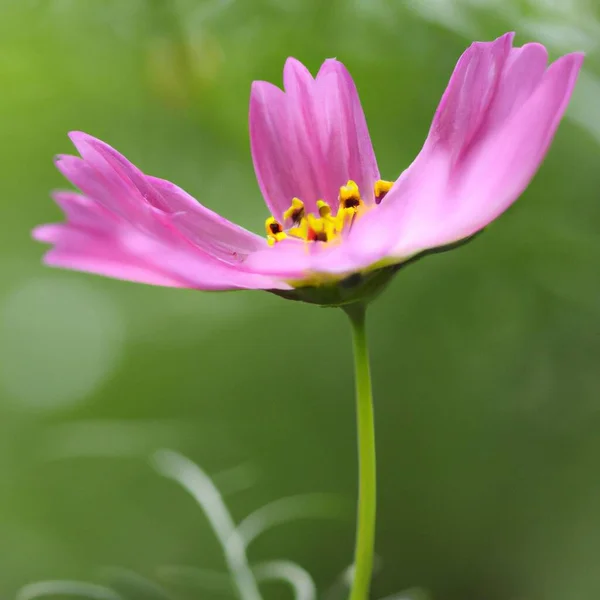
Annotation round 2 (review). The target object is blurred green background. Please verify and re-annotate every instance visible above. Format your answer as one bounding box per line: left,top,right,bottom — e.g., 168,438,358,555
2,0,600,599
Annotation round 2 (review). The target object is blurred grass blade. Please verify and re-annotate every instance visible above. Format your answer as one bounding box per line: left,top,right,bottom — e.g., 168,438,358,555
253,560,316,600
236,493,350,548
16,581,123,600
151,449,263,600
100,567,174,600
377,589,431,600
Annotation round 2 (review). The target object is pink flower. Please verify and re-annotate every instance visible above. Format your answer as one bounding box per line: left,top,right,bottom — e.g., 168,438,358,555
34,33,583,305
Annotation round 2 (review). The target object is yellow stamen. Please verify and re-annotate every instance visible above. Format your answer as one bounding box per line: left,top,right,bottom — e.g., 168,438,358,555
265,184,371,247
317,200,333,219
335,206,356,232
339,180,363,211
283,197,305,224
265,216,287,245
289,218,309,240
306,214,332,243
374,179,393,204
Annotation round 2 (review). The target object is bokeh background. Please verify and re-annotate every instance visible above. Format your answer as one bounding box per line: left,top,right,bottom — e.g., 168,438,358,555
2,0,600,599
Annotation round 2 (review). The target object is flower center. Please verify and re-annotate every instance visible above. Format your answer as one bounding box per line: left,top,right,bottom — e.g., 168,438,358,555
265,179,393,246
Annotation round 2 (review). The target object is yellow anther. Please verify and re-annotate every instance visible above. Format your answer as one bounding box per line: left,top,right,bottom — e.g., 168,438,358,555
289,218,309,240
265,216,282,235
374,179,393,204
335,206,356,232
306,213,334,243
317,200,332,219
265,216,287,245
267,232,287,245
265,181,374,246
339,180,362,210
283,198,305,224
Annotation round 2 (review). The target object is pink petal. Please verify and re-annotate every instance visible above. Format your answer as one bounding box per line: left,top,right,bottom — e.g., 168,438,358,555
35,193,288,291
36,139,291,291
242,234,371,279
147,176,267,263
440,51,584,241
249,58,379,220
484,42,548,130
33,193,185,288
242,238,314,279
54,154,153,226
429,33,515,164
315,60,381,207
34,224,187,288
342,36,583,265
249,82,299,219
63,132,266,262
69,132,169,214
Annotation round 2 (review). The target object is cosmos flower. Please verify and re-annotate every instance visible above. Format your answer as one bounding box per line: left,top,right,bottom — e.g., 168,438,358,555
34,32,583,306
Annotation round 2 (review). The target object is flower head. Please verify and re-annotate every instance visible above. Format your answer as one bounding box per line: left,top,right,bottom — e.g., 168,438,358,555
34,33,583,306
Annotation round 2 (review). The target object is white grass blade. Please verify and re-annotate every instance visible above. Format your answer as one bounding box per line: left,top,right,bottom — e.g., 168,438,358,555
99,567,173,600
377,592,428,600
152,449,262,600
236,493,348,548
377,588,430,600
253,560,317,600
213,462,259,496
16,581,122,600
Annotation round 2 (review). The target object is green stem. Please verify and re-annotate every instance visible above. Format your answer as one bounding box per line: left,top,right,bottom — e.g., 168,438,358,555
345,303,376,600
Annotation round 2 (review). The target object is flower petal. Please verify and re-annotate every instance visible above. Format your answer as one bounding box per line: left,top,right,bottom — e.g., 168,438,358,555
428,32,515,163
242,234,374,280
33,193,186,288
34,223,188,288
250,78,320,219
146,176,267,263
64,132,266,263
484,42,548,130
69,131,169,214
438,51,585,242
249,58,378,219
37,137,292,291
35,192,290,291
342,36,583,265
315,60,380,207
